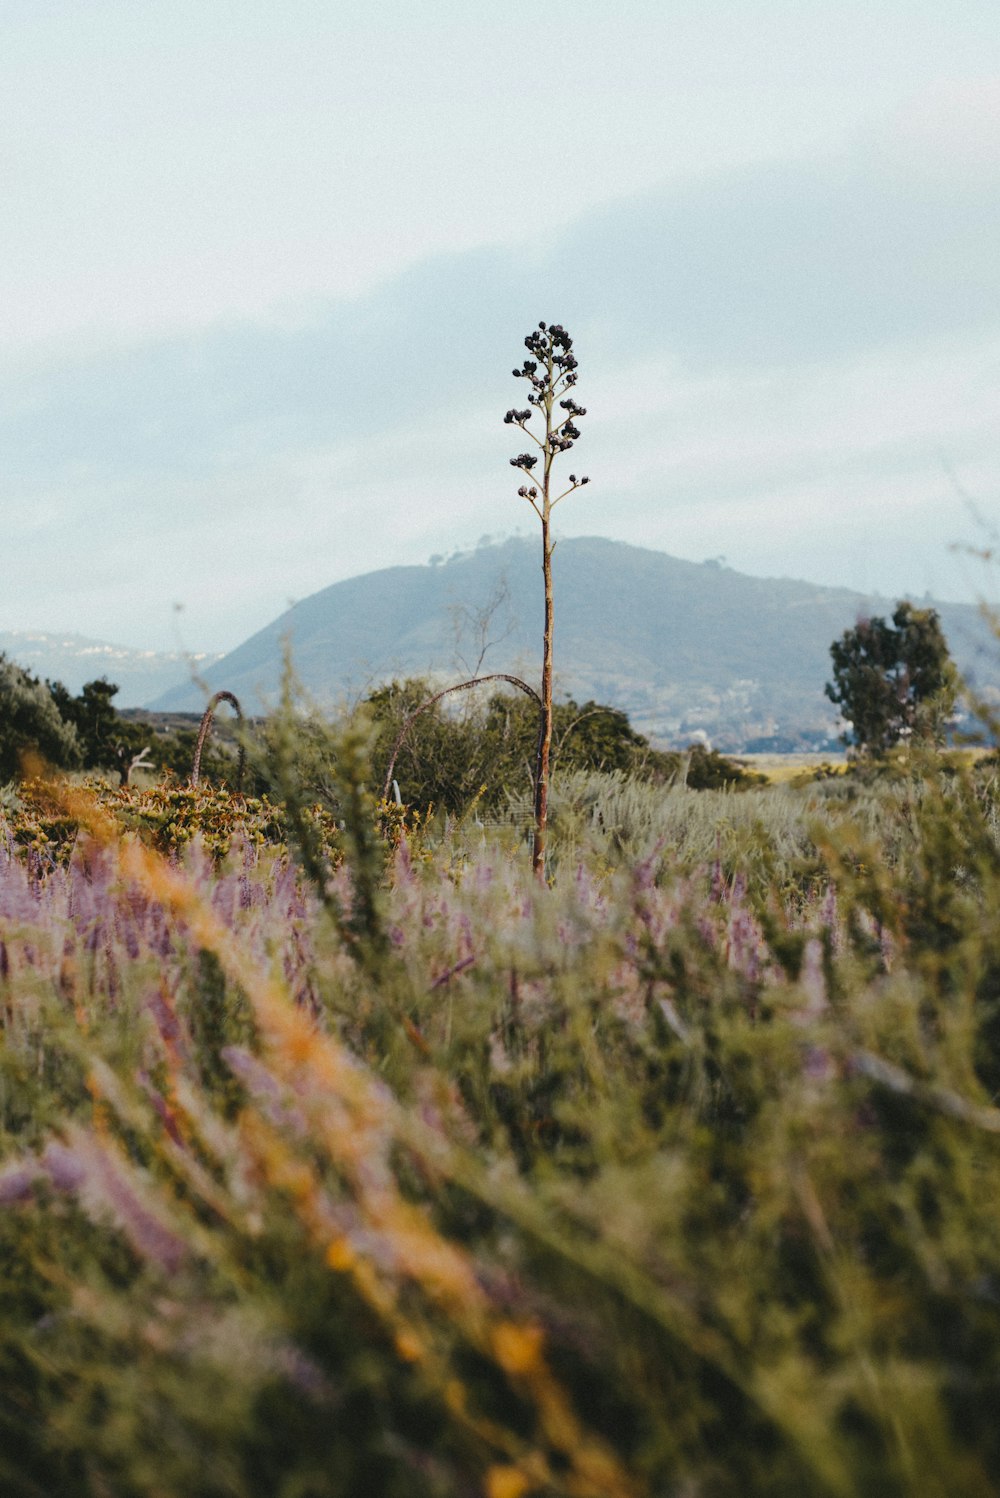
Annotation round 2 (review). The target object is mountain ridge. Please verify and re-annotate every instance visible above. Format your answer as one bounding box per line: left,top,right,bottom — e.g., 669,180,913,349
149,537,1000,750
0,631,222,709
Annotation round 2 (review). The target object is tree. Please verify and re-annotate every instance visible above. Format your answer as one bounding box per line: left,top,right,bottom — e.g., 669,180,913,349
0,654,81,782
48,676,153,783
49,677,119,765
825,601,958,756
506,321,590,875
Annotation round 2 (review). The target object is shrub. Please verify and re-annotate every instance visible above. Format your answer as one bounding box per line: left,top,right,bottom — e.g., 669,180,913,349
0,654,81,781
4,777,334,865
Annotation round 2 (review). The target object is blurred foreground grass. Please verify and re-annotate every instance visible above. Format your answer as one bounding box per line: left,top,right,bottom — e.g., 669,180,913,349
2,755,1000,1496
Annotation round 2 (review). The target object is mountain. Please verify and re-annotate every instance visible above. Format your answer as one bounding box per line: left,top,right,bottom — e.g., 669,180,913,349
0,631,222,709
149,537,999,750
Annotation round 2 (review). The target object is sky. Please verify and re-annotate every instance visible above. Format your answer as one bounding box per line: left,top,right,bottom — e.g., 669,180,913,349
3,0,1000,653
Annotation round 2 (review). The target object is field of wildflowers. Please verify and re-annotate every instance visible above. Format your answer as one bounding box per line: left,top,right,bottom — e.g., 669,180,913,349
3,750,1000,1497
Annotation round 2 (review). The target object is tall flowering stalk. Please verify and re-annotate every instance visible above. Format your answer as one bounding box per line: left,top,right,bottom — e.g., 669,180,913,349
506,321,589,876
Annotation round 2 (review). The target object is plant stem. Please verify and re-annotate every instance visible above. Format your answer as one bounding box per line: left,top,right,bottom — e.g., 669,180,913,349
532,343,556,879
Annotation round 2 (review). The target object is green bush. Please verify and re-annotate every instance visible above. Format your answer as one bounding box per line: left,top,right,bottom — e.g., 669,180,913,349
366,677,759,814
0,653,81,782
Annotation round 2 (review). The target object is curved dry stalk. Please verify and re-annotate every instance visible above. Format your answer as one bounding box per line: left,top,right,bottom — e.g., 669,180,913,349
381,674,541,805
191,690,245,792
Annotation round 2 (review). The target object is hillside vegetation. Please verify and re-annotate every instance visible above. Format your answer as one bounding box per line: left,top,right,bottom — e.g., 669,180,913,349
3,740,1000,1496
151,537,997,750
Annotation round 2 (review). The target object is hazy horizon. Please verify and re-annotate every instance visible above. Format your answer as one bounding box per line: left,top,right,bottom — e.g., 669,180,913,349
1,532,988,663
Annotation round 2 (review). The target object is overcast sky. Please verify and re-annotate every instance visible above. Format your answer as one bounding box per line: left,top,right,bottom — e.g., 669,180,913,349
3,0,1000,652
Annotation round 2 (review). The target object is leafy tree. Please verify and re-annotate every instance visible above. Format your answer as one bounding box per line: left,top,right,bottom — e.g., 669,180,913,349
48,677,152,782
0,654,81,782
825,601,958,756
506,321,590,874
48,677,117,763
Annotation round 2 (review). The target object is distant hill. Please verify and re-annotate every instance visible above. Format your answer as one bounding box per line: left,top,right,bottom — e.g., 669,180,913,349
149,537,999,750
0,631,221,710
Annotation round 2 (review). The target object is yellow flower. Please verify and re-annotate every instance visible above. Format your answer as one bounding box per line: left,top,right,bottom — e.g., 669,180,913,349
394,1329,423,1363
325,1236,355,1272
491,1320,545,1376
485,1464,532,1498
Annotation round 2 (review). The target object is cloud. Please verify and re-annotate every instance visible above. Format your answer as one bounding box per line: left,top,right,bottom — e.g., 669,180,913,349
9,99,1000,449
4,109,1000,647
876,75,1000,177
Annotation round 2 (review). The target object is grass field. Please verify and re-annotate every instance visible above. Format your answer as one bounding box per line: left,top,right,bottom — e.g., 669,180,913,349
2,754,1000,1497
739,751,848,783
